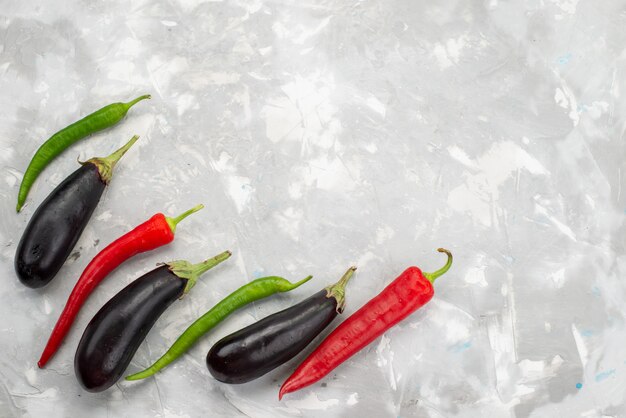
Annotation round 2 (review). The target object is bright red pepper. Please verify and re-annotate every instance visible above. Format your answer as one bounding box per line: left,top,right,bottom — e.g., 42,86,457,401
37,205,204,368
279,248,452,399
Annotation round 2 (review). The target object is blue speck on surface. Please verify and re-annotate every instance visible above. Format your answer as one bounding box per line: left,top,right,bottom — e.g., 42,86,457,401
450,341,472,353
595,369,615,382
253,269,264,278
576,383,583,389
557,52,572,65
581,330,593,337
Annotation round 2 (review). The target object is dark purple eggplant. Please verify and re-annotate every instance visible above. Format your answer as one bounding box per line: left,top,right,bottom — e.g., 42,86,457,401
74,251,230,392
206,267,356,384
15,136,138,288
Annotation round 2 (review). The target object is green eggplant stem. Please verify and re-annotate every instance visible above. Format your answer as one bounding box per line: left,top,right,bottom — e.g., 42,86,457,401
167,251,232,294
83,135,139,184
325,266,357,313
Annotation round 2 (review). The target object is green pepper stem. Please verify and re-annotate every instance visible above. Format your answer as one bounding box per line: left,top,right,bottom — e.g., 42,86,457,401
325,266,357,313
165,204,204,233
83,135,139,184
124,94,151,109
423,248,453,284
284,275,313,291
167,250,232,295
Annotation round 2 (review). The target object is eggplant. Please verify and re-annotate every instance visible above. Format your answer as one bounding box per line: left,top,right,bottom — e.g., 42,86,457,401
15,136,138,288
74,251,230,392
207,267,356,384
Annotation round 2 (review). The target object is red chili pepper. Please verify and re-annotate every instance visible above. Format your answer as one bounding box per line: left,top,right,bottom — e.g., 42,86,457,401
37,204,204,368
279,248,452,399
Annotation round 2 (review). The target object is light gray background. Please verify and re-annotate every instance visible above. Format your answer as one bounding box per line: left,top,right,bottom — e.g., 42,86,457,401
1,0,625,417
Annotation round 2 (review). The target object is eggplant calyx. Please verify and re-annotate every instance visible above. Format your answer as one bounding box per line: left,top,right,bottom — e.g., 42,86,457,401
167,250,232,296
82,135,139,184
325,266,357,313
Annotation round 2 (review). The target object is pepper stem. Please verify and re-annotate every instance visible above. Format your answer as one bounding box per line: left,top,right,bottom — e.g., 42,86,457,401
283,275,313,291
165,204,204,233
83,135,139,184
325,266,357,313
124,94,151,110
423,248,453,284
167,250,232,295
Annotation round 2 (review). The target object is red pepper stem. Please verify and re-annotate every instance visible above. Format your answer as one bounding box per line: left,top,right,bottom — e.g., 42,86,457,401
325,266,357,313
83,135,139,184
168,250,232,295
423,248,453,284
165,204,204,233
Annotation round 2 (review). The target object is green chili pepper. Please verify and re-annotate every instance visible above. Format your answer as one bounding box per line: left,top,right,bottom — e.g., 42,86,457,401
16,94,151,212
125,274,314,381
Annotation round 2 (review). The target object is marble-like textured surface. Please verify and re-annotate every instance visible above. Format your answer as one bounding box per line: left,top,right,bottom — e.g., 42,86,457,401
1,0,625,417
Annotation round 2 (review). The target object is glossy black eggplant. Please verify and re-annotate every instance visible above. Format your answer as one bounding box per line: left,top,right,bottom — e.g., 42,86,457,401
207,267,356,384
15,136,138,288
74,251,230,392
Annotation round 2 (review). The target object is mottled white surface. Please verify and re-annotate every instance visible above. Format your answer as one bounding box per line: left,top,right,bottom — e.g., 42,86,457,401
1,0,625,417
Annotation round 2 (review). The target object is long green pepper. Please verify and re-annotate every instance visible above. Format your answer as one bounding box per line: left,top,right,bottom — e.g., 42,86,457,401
16,94,151,212
125,275,314,381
